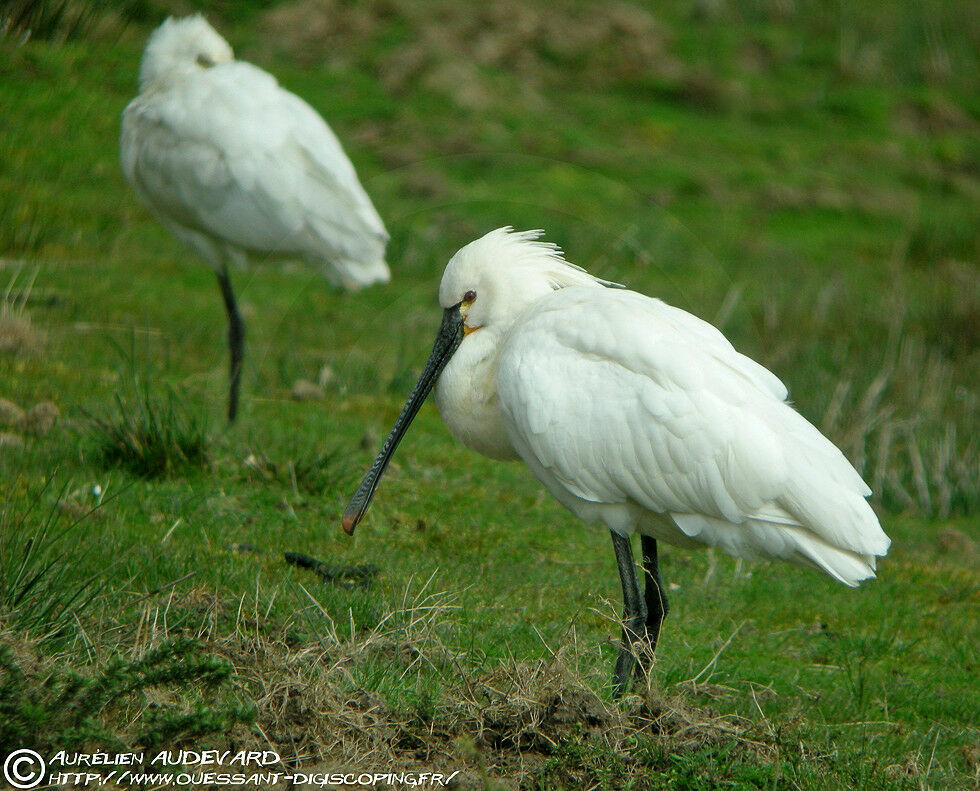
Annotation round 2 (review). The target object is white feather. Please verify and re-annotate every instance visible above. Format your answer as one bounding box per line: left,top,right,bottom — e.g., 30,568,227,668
120,15,389,290
434,228,890,586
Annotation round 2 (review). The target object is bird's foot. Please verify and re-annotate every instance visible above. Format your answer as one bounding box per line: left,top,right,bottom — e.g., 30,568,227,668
612,632,656,698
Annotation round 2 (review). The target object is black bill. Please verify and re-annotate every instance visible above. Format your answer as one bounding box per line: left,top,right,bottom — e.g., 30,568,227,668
342,303,465,535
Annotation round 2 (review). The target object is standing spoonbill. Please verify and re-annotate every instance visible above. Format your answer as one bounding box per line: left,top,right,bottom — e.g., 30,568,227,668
121,15,389,422
343,228,890,695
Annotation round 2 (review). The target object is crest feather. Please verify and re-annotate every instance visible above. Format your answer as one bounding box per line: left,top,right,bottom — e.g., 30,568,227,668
464,227,621,291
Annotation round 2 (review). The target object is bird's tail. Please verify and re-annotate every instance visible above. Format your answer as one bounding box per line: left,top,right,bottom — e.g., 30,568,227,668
325,256,391,292
670,511,883,587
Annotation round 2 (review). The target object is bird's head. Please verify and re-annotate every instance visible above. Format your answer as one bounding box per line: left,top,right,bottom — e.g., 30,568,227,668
139,15,234,90
438,227,611,335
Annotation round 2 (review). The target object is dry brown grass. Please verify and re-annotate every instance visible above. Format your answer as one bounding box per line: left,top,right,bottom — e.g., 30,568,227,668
750,280,978,519
0,263,41,356
260,0,708,108
77,582,771,786
0,582,771,783
0,0,130,44
820,331,978,518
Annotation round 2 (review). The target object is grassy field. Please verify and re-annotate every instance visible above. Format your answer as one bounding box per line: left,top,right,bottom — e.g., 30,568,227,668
0,0,977,788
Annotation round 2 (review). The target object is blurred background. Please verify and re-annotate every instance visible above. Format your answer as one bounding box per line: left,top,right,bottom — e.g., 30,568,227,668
2,0,975,516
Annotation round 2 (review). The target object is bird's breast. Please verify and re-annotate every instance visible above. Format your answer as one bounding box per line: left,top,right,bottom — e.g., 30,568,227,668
433,330,519,461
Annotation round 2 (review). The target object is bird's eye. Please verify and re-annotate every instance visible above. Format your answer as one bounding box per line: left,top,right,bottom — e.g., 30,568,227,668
463,290,477,303
196,53,215,67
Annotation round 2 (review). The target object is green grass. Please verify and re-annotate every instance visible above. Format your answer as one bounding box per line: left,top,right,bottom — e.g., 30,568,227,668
0,636,254,752
0,0,977,787
0,478,104,642
83,355,211,478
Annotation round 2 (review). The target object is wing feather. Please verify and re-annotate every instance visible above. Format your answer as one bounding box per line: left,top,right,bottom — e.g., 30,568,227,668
121,61,387,286
497,287,889,581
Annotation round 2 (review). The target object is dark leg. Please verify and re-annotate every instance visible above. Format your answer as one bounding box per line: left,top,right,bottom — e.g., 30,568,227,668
216,264,245,423
611,531,647,697
640,534,669,658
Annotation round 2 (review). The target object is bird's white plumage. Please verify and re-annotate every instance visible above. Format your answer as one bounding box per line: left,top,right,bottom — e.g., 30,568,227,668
434,228,890,586
121,15,389,290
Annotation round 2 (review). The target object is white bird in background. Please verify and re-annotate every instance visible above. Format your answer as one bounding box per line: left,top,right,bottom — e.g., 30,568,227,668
121,15,390,422
343,227,891,695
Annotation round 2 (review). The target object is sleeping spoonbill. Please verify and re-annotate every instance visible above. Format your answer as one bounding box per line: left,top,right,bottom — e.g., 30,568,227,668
343,228,890,695
121,15,389,422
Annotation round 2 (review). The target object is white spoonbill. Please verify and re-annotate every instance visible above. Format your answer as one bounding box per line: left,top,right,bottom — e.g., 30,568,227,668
121,15,389,422
343,228,890,694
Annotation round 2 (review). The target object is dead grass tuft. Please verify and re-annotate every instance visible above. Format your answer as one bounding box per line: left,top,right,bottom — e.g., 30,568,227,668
755,285,977,518
261,0,692,105
0,263,42,356
0,432,25,449
119,583,769,783
897,94,976,135
23,401,59,435
0,0,130,45
0,398,26,429
936,526,976,557
821,331,978,518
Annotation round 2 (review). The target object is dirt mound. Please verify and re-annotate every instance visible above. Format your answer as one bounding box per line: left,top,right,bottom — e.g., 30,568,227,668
208,632,758,786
